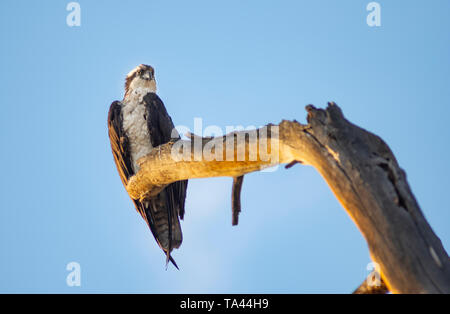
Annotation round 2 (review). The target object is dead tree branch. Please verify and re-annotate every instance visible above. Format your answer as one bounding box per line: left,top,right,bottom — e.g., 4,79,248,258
126,102,450,293
353,271,389,294
231,175,244,226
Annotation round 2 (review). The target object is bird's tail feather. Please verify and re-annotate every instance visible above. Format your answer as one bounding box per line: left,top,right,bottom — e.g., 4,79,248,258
134,186,183,269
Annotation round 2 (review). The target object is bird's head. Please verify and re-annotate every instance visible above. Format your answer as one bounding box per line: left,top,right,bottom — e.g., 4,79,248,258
125,64,156,97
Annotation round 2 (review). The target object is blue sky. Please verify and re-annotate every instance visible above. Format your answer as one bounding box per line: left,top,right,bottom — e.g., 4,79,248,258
0,0,449,293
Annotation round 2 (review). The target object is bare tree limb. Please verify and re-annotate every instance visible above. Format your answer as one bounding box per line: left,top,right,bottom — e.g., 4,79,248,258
353,271,389,294
127,102,450,293
231,175,244,226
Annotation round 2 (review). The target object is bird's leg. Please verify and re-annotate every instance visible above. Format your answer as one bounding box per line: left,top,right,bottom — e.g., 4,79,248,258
231,175,244,226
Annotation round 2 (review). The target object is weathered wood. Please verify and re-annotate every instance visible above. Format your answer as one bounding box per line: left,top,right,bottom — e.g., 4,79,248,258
231,175,244,226
353,271,389,294
127,102,450,293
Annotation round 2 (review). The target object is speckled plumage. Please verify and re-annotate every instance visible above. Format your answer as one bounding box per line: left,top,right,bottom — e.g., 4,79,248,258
122,93,153,173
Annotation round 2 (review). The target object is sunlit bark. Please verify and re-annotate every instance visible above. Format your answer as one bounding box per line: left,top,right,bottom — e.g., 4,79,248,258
127,102,450,294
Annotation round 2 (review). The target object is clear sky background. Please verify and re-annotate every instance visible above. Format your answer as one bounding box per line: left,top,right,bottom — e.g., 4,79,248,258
0,0,449,293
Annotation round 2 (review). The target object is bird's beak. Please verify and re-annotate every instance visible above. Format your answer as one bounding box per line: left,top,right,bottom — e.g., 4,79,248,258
142,71,152,80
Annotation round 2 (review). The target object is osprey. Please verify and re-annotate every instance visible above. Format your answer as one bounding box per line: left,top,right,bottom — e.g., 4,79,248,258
107,64,187,268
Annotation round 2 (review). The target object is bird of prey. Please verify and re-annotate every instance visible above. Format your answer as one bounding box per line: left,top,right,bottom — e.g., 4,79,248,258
107,64,187,269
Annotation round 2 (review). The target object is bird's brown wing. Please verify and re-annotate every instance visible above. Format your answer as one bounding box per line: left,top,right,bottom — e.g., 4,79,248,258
144,93,188,218
107,101,134,187
143,93,188,261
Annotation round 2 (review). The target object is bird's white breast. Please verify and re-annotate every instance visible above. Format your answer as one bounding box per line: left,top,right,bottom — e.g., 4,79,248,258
122,95,153,173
